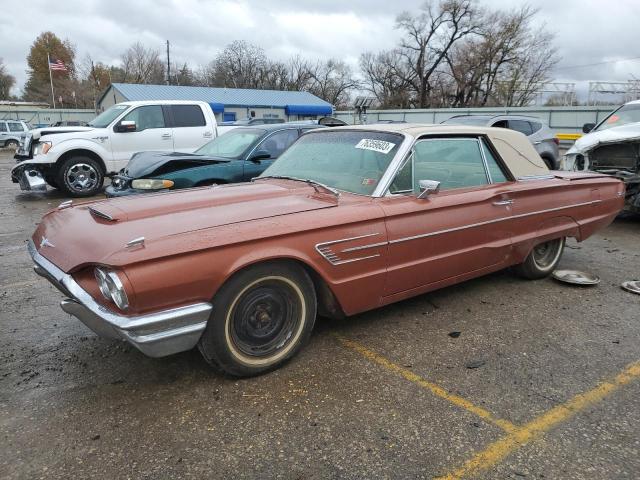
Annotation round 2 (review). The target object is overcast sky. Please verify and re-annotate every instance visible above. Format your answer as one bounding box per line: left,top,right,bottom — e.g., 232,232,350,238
2,0,640,100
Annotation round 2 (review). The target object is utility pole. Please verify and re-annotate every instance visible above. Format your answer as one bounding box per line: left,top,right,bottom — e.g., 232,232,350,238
166,40,170,85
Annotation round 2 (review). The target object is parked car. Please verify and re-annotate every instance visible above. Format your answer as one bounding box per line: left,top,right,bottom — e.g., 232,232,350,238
442,115,560,169
106,123,323,197
28,124,623,376
11,100,218,197
0,120,30,148
563,100,640,213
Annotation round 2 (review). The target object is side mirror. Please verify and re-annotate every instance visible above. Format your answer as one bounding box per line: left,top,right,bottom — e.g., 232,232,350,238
417,179,441,199
249,149,271,162
582,123,595,134
115,120,137,133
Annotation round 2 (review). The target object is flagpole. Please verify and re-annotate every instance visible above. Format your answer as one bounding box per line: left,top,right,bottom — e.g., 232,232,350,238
47,53,56,109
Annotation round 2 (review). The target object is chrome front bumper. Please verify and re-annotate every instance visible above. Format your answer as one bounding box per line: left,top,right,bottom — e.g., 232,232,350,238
13,165,47,191
28,240,212,357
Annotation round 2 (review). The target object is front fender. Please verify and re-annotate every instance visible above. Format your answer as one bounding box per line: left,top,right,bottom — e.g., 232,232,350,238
45,138,111,166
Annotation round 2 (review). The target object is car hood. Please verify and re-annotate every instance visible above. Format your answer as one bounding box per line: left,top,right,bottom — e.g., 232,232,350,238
567,122,640,155
122,151,231,178
32,180,340,272
31,126,95,140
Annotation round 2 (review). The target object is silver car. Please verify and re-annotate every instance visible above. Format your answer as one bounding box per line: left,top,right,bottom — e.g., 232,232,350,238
0,120,30,149
442,115,560,169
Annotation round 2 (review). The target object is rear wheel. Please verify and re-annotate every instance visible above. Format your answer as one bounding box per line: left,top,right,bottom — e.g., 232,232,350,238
541,156,555,170
513,237,565,279
57,156,104,197
198,262,317,377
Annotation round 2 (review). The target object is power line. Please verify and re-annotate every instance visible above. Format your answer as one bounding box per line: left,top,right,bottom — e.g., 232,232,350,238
555,56,640,71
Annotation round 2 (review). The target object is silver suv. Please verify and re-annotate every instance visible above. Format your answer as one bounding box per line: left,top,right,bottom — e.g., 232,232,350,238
0,120,30,149
442,115,560,169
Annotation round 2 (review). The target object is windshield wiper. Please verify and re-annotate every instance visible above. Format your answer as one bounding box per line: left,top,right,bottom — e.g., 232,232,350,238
255,175,340,197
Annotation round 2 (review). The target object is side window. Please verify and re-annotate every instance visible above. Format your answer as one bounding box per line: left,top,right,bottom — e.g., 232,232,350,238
0,122,7,132
529,121,542,133
121,105,165,131
481,139,509,183
8,122,24,132
171,105,206,127
257,129,299,158
412,138,489,191
508,119,533,136
492,120,508,128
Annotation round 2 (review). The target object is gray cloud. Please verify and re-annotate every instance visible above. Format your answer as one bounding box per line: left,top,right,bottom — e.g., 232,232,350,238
3,0,640,100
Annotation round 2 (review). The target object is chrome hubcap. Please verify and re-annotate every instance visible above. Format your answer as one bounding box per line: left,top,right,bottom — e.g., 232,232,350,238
533,239,562,268
66,163,98,192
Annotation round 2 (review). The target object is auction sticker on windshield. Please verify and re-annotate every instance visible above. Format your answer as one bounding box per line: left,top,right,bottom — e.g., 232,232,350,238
355,138,396,154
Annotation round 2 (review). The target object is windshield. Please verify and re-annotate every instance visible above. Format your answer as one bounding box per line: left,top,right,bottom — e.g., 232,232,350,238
195,128,264,158
260,130,403,195
88,104,130,128
442,116,491,126
594,103,640,131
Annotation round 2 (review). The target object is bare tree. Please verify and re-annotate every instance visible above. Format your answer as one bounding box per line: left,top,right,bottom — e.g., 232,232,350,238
395,0,478,107
306,59,360,107
212,40,268,88
360,50,413,108
121,42,164,84
0,58,16,100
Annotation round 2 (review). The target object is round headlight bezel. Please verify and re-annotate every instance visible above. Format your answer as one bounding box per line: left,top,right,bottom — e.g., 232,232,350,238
93,267,129,310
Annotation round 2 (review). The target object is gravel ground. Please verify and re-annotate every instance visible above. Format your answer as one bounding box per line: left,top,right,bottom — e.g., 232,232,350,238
1,149,639,479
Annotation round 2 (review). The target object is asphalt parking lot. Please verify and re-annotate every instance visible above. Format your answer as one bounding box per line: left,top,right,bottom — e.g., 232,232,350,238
1,149,639,479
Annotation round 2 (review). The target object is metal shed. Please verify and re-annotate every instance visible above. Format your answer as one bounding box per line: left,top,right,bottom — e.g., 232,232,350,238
98,83,333,122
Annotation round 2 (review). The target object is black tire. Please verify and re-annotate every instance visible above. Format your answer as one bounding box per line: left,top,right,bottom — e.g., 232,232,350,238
44,174,59,189
5,139,19,149
198,261,317,377
541,156,555,170
513,237,565,280
56,156,104,197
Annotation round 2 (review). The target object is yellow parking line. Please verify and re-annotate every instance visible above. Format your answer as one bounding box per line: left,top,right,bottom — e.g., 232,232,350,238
335,334,517,434
438,360,640,480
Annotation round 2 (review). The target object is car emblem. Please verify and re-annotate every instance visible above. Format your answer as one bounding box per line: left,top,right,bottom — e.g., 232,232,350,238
40,236,55,248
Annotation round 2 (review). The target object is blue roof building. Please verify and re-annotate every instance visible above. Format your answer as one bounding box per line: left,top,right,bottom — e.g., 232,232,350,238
98,83,333,122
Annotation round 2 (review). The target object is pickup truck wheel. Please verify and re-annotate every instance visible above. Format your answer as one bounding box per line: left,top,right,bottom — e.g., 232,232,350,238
198,262,317,377
513,237,565,280
57,157,104,197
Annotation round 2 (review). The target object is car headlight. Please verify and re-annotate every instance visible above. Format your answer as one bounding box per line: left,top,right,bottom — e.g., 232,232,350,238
131,179,174,190
33,141,52,156
94,267,129,310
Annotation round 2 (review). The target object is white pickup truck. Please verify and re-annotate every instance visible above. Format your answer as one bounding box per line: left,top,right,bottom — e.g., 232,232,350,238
11,100,218,197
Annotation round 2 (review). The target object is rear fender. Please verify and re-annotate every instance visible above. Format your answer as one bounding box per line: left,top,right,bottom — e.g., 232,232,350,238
512,215,580,263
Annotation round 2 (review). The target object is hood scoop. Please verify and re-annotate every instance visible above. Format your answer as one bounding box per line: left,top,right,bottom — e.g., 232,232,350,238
88,206,117,221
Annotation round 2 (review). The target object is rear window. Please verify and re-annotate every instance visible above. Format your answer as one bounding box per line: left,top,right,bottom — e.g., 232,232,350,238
171,105,206,127
508,120,533,136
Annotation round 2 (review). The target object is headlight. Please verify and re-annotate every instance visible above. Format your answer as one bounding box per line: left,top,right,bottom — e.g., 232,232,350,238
94,267,129,310
131,179,174,190
33,141,52,156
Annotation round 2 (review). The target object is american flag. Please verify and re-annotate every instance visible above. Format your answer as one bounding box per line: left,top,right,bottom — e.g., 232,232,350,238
49,57,68,72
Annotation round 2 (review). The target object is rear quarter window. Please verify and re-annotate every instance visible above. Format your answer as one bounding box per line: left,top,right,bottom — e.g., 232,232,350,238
507,120,533,136
529,121,542,133
171,105,206,127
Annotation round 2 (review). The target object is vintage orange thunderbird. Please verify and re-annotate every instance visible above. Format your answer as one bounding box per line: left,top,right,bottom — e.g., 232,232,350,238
29,124,624,376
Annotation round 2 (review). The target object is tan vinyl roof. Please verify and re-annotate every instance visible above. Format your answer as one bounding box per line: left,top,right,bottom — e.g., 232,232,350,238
333,123,549,178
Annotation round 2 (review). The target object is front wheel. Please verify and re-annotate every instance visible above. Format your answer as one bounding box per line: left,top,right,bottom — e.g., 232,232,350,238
513,237,565,279
5,139,19,149
57,156,104,197
198,262,317,377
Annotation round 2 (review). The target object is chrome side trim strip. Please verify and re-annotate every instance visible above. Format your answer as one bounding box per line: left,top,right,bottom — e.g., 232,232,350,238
341,241,390,253
388,200,601,245
315,233,383,265
517,174,555,181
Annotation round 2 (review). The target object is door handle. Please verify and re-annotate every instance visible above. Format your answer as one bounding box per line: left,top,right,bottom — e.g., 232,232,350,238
493,199,513,206
203,131,213,138
161,133,172,139
533,141,542,145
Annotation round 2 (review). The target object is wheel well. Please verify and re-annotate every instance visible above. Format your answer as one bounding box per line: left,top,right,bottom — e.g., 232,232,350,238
226,258,346,320
540,154,555,169
56,149,106,175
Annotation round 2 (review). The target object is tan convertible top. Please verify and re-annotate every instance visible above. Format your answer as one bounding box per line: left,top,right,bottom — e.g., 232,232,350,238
333,123,549,178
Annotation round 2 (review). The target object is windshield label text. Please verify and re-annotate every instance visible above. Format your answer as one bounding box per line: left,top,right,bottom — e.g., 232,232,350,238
355,139,396,154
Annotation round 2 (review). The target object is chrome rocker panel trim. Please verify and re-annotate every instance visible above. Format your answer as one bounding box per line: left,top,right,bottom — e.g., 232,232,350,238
28,240,212,358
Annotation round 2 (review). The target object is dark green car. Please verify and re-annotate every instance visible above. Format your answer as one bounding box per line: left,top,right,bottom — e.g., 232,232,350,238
106,123,323,197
